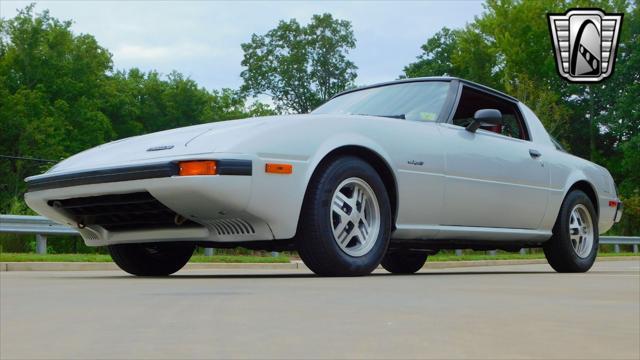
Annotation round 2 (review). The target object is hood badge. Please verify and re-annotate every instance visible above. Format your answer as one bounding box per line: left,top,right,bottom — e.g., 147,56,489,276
147,145,175,152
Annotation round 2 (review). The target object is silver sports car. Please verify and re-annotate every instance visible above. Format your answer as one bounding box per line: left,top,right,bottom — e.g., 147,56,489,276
25,77,623,276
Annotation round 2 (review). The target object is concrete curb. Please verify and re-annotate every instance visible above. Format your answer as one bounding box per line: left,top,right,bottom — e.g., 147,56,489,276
1,256,637,272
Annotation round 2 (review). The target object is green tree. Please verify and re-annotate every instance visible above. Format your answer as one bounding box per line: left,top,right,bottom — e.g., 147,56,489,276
240,13,357,113
403,27,459,78
205,88,276,122
0,5,114,210
100,69,276,138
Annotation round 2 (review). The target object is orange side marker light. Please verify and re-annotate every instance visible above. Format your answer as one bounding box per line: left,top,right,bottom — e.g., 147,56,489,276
179,160,218,176
265,163,293,174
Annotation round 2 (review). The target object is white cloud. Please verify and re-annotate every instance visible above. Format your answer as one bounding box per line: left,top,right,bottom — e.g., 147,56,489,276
114,45,171,61
113,42,226,62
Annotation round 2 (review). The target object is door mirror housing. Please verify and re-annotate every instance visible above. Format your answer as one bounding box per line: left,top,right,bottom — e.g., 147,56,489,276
466,109,503,133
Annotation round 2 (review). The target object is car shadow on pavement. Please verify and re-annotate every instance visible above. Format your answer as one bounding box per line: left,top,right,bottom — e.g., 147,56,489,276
57,270,550,280
171,271,550,279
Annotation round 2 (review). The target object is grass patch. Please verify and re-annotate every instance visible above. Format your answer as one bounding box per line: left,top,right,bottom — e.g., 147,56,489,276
0,253,113,262
0,252,290,263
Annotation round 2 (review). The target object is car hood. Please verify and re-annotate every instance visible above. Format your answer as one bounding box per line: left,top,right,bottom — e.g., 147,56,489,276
41,115,318,175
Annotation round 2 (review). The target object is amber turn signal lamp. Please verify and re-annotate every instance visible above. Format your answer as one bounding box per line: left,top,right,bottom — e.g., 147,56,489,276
265,163,293,174
179,160,218,176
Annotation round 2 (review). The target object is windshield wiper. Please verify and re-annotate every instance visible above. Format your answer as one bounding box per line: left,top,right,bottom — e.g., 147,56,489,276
354,113,406,120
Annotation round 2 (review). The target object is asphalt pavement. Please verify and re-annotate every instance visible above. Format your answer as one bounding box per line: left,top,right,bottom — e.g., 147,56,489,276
1,260,639,359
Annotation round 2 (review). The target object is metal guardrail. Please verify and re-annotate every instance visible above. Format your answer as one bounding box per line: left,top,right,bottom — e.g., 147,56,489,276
600,237,640,245
599,236,640,254
1,215,639,255
0,215,78,235
0,215,78,254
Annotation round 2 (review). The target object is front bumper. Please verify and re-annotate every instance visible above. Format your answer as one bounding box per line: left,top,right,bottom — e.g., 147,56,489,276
25,160,252,191
24,160,275,246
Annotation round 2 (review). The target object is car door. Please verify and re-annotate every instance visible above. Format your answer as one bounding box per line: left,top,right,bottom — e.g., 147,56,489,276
439,84,550,229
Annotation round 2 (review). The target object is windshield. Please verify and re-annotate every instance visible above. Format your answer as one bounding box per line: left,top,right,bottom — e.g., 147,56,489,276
312,81,450,122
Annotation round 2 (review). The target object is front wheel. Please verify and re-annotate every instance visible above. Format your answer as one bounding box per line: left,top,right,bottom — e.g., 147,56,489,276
296,156,392,276
108,242,195,276
544,190,598,273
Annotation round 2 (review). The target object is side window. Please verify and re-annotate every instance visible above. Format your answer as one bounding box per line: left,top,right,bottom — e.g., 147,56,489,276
451,86,529,140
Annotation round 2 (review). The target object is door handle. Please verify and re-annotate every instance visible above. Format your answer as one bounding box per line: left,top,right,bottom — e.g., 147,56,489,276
529,149,542,158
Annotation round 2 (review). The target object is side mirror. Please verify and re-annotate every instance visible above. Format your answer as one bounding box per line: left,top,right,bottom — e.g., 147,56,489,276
466,109,503,133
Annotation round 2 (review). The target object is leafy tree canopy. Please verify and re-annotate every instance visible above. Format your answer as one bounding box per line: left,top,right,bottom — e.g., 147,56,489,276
240,13,357,113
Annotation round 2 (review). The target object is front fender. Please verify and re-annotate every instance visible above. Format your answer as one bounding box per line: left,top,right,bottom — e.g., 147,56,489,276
304,133,395,185
246,132,394,240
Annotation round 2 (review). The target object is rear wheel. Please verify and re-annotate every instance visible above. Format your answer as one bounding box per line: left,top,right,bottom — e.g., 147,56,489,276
108,242,195,276
381,251,428,274
544,190,598,273
296,156,391,276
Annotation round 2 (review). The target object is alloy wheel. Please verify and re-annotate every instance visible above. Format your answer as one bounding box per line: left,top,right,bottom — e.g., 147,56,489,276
569,204,594,258
330,177,381,257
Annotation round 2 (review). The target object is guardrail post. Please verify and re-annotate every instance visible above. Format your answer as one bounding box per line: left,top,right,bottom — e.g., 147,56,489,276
204,248,214,256
35,234,47,254
614,244,620,253
633,244,638,254
455,249,463,256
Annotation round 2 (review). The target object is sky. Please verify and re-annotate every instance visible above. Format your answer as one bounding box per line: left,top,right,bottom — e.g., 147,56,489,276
0,0,486,92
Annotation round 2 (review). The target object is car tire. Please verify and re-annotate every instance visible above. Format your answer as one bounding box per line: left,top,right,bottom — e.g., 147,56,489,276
108,242,195,276
381,251,428,274
297,156,392,276
544,190,599,273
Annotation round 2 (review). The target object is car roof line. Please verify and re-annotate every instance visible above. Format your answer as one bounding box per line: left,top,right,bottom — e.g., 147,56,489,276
331,77,519,102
